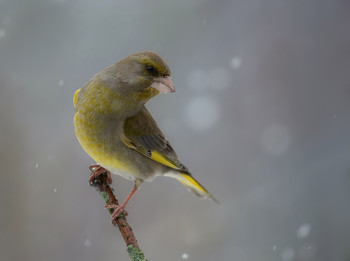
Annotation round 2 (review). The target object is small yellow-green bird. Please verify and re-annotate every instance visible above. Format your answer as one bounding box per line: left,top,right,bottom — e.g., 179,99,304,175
74,51,218,219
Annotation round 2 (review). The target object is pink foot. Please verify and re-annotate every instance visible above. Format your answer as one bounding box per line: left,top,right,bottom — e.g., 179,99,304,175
105,204,128,220
105,184,138,221
89,165,112,184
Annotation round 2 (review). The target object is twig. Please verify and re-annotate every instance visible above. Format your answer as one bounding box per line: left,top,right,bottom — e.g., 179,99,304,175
90,171,148,261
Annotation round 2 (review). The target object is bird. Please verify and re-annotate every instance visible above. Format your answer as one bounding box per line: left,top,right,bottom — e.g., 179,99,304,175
73,51,218,219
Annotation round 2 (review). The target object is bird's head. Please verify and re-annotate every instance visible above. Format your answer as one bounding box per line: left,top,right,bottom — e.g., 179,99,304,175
100,52,175,102
88,52,175,115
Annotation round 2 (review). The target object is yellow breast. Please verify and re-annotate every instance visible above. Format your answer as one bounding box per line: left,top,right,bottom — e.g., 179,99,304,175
74,112,137,178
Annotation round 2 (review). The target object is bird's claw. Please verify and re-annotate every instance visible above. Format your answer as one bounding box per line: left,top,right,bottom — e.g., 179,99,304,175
89,165,113,185
105,204,128,220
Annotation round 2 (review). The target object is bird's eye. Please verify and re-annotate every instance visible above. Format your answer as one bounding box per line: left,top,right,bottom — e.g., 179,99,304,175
146,66,156,75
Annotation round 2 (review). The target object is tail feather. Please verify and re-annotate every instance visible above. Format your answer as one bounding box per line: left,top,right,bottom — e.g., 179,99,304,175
167,172,220,204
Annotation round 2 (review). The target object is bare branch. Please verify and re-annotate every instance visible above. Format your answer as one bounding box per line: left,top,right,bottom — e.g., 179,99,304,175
90,171,148,261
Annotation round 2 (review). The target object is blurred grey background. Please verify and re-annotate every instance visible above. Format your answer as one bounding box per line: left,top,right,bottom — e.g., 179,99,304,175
1,0,350,260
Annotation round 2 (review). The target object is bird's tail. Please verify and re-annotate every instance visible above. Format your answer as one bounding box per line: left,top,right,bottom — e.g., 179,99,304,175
166,172,220,204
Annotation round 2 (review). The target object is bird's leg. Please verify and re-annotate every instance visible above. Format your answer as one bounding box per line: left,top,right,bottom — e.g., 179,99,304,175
105,179,143,220
89,164,113,184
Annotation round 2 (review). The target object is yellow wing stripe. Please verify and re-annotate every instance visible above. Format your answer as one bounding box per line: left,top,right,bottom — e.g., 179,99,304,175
120,132,181,170
150,151,179,169
73,88,81,108
120,132,152,157
120,132,135,148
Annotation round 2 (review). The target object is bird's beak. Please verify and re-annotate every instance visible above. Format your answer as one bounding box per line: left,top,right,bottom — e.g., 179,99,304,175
151,76,175,93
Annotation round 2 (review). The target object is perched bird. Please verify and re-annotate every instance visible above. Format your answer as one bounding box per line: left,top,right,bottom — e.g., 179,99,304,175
73,51,218,219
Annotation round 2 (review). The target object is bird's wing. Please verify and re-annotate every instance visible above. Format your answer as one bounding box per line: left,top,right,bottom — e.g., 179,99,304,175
121,106,219,204
120,106,189,173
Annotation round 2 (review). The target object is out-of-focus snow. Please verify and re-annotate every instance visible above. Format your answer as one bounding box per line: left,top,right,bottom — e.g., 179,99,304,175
58,80,64,86
296,223,311,239
185,96,220,131
181,253,189,260
230,56,242,69
84,238,91,247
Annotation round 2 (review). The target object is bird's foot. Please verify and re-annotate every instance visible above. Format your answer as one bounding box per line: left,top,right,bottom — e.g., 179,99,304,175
105,184,138,221
105,203,128,220
89,165,113,185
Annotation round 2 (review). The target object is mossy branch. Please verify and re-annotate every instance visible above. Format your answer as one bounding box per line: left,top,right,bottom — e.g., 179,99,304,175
90,171,148,261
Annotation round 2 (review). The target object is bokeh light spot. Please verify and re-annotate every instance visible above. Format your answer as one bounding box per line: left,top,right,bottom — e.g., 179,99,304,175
297,223,311,239
185,96,220,131
230,56,242,69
